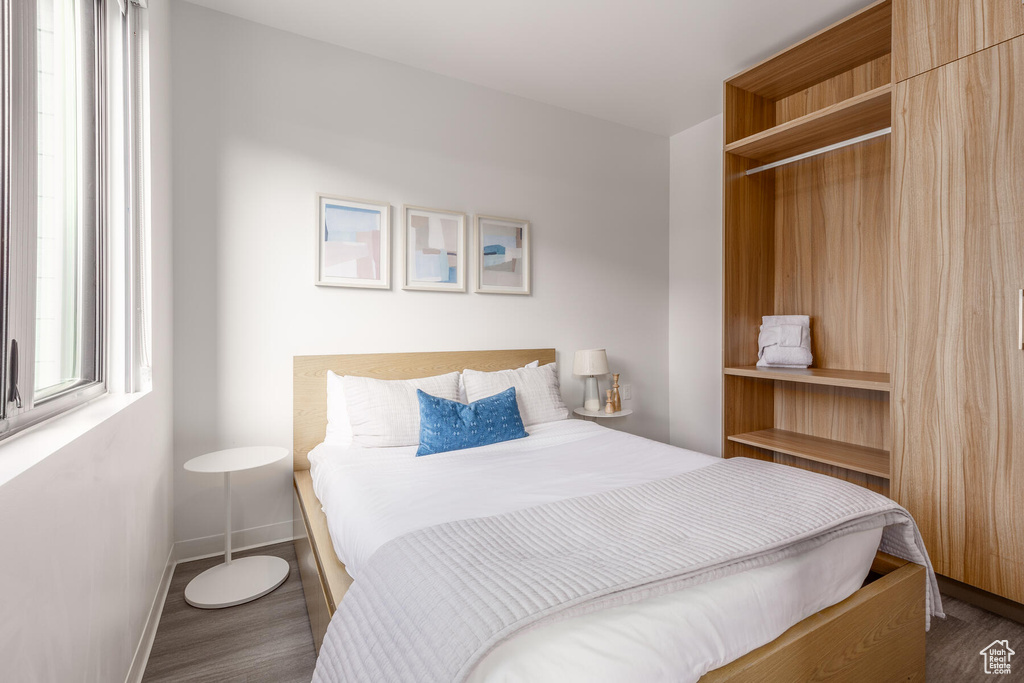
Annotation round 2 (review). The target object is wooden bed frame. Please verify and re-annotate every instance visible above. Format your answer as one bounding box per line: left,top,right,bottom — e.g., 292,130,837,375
293,350,926,681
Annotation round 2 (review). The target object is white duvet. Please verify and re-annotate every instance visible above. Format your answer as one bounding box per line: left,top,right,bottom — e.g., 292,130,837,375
309,420,881,683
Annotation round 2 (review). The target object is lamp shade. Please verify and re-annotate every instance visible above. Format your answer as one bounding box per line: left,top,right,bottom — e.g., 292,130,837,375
573,349,609,376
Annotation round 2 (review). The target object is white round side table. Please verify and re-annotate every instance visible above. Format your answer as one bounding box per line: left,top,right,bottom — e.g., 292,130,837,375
573,407,633,421
183,446,290,609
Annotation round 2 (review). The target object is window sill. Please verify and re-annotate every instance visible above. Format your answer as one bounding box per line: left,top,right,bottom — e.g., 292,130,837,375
0,390,149,487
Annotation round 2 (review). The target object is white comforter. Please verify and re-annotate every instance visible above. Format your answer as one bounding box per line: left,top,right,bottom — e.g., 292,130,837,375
309,420,881,683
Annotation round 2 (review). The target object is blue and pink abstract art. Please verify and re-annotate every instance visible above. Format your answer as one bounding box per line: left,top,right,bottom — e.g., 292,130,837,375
323,203,382,280
405,209,465,291
479,219,527,293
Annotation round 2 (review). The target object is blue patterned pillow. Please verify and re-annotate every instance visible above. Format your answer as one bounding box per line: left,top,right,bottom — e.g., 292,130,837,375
416,387,529,456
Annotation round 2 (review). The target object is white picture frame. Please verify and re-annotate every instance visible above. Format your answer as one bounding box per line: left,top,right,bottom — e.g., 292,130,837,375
402,206,468,292
474,215,531,295
316,194,391,289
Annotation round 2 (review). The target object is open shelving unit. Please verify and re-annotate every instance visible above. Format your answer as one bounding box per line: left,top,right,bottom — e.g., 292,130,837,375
722,0,893,494
724,84,892,164
727,429,890,480
723,366,890,392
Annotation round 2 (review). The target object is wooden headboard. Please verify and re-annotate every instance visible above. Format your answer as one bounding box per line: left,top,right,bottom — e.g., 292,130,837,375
292,349,557,470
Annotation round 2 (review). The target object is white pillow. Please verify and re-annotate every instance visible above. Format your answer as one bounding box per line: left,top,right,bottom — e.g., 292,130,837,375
343,371,462,448
462,363,568,427
458,360,538,402
324,370,354,447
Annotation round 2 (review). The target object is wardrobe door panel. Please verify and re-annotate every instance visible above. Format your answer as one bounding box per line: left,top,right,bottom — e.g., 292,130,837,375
894,0,960,81
894,0,1024,82
892,59,967,584
957,35,1024,600
893,35,1024,602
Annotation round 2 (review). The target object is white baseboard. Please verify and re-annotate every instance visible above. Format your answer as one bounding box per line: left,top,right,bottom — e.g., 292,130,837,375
173,520,298,563
125,546,175,683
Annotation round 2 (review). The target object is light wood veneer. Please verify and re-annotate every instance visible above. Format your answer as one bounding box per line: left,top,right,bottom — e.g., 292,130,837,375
724,365,890,391
774,383,891,496
773,136,891,374
293,471,351,652
774,54,891,124
891,35,1024,603
725,85,892,164
728,428,890,479
893,0,1024,82
723,6,893,491
703,556,924,683
727,0,892,101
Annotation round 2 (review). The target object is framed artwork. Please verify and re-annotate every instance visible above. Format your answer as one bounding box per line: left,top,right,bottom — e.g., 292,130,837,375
474,215,531,295
402,206,467,292
316,194,391,289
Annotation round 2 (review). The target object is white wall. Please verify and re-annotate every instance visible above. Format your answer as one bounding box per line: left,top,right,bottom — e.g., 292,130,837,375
0,0,175,680
170,2,671,550
668,114,723,456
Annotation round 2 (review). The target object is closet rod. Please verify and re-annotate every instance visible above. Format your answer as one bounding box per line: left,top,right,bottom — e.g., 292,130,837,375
744,127,892,176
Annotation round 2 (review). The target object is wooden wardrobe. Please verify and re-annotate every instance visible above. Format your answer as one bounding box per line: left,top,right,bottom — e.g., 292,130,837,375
892,2,1024,603
723,0,1024,603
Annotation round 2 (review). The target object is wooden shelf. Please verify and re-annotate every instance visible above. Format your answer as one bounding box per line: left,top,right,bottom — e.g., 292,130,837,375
727,428,890,479
724,366,890,392
725,85,892,164
722,0,894,495
727,0,891,99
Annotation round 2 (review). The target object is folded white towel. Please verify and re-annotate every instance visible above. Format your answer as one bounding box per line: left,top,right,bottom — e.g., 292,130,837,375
757,315,812,368
758,346,813,367
762,315,809,326
778,324,804,347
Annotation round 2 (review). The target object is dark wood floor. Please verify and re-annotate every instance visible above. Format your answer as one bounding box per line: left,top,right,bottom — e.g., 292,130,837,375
144,543,1023,682
143,542,316,683
927,592,1024,682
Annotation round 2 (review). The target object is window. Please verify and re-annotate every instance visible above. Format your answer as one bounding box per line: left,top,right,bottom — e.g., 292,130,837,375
1,0,149,440
34,0,101,401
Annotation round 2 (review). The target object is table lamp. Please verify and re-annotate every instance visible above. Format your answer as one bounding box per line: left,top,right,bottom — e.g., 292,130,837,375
573,349,610,412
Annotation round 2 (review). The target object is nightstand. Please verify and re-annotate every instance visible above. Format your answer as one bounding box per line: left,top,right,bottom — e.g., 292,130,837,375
183,446,290,609
573,407,633,421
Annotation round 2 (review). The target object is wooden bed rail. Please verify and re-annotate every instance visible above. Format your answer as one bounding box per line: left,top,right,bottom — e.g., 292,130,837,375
702,553,925,682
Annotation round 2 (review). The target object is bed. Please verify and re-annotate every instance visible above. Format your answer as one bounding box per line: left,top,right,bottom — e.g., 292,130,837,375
293,349,930,682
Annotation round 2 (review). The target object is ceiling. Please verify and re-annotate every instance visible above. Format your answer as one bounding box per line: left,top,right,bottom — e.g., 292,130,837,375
184,0,873,137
